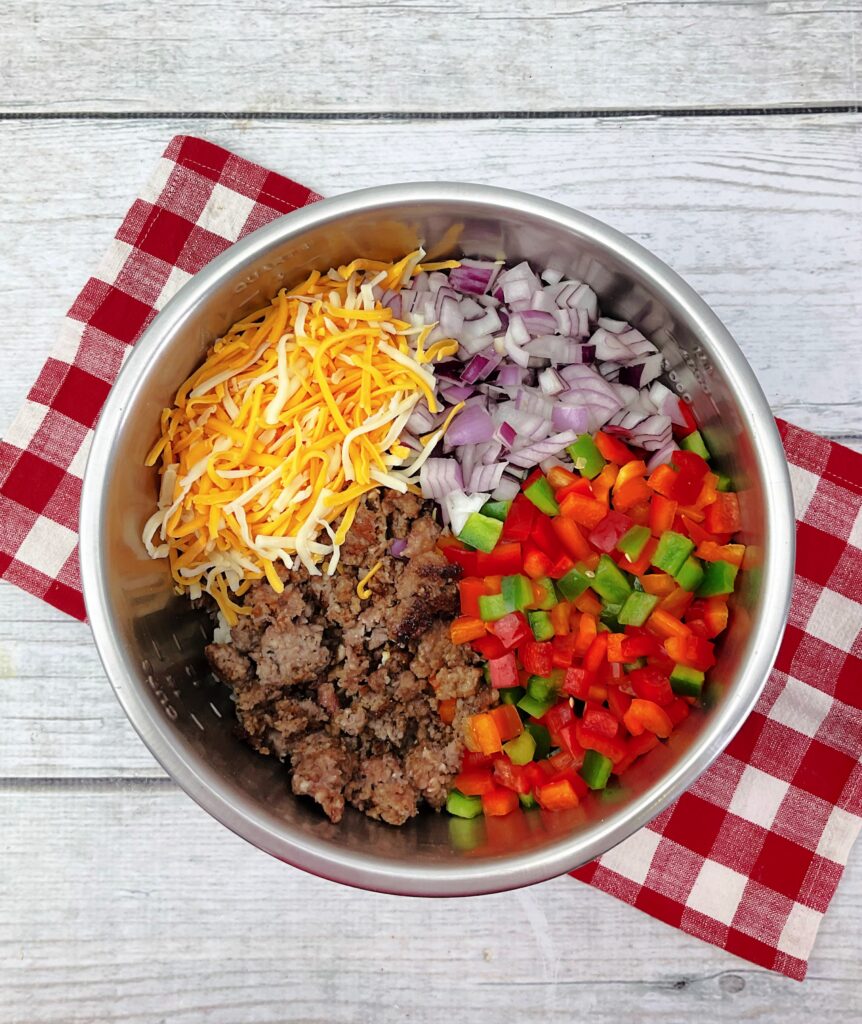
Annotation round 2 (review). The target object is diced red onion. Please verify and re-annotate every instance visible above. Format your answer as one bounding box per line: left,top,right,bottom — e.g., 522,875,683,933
646,440,679,472
497,365,525,387
491,476,521,501
551,404,589,433
538,367,567,396
445,491,490,534
446,404,495,446
390,538,408,558
419,458,464,502
448,259,502,296
469,461,507,493
506,430,581,468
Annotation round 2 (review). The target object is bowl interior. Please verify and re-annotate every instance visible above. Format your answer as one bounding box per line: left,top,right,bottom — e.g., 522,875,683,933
81,186,792,895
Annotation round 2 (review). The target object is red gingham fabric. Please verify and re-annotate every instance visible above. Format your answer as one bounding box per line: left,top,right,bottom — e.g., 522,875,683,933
1,136,860,979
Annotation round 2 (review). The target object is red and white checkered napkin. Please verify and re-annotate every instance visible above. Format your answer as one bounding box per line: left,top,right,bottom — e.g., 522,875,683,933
1,136,860,979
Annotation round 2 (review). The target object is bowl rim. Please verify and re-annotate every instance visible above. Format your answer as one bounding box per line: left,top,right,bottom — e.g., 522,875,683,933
79,181,795,896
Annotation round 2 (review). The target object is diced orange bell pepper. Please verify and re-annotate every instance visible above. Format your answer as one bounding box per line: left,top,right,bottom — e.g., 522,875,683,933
704,492,741,534
646,608,691,639
535,778,581,811
583,632,609,673
489,703,524,742
453,767,495,795
615,477,652,512
659,586,695,618
523,546,553,580
560,492,609,528
590,462,619,504
572,611,598,657
438,698,457,725
588,683,608,703
595,430,634,464
664,634,716,671
457,578,492,618
606,632,627,663
686,595,729,638
681,514,730,546
626,501,651,526
482,785,519,816
483,574,503,595
468,712,503,755
692,472,718,510
550,601,571,636
551,516,593,562
640,573,677,597
450,615,487,645
547,465,580,490
696,541,745,567
647,463,679,498
649,494,678,536
623,698,674,739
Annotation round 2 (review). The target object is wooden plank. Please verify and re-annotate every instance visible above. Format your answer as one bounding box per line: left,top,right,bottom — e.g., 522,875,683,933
0,786,860,1023
1,1,860,113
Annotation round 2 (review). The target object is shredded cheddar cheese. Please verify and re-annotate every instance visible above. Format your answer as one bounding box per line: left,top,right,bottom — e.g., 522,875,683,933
356,561,383,599
142,249,461,625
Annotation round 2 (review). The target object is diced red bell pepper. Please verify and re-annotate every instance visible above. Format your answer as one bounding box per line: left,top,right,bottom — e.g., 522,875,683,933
471,633,509,660
492,758,531,794
606,632,628,663
482,785,520,816
704,492,741,534
542,700,575,738
590,463,619,505
555,478,595,502
674,399,698,437
649,494,678,537
560,492,609,529
607,686,632,721
574,721,628,764
453,767,495,796
461,750,495,770
647,463,679,499
666,697,691,727
439,542,479,576
685,596,729,639
572,610,598,656
523,543,553,580
659,586,695,618
551,632,576,667
614,730,660,774
542,751,588,794
588,509,634,553
550,601,571,637
627,666,674,706
621,633,662,659
594,430,634,464
535,778,581,811
547,553,576,579
551,516,594,562
489,703,524,742
529,514,561,558
475,542,523,576
457,577,491,617
488,612,532,649
562,665,595,700
671,450,710,505
487,652,520,690
557,721,586,764
623,699,673,739
646,646,677,676
583,701,619,738
521,641,555,676
617,536,657,577
664,634,716,671
583,632,609,673
601,659,625,685
501,493,537,542
681,514,731,546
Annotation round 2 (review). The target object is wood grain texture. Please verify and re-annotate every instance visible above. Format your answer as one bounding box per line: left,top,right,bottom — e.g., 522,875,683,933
1,786,861,1024
0,1,860,113
0,115,859,459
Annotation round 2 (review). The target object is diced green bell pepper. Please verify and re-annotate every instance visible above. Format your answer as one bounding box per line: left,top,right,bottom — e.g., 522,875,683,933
527,609,555,641
580,749,614,790
557,564,592,601
531,576,558,610
599,602,624,631
680,429,710,460
501,573,534,611
526,673,560,703
715,473,733,492
674,556,705,593
517,692,555,719
523,476,560,516
617,524,651,562
519,792,539,809
697,559,739,596
670,663,705,698
524,722,551,760
499,685,526,706
591,554,633,605
446,789,483,819
481,499,511,522
618,591,659,627
503,730,537,765
478,592,511,621
624,657,647,671
458,511,504,553
567,433,606,479
651,530,695,576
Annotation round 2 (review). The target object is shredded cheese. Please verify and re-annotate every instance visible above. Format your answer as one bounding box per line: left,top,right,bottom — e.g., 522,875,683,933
143,249,462,625
356,561,383,599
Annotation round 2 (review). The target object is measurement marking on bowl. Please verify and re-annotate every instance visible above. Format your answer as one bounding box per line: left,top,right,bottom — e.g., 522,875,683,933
172,633,182,651
190,713,204,731
198,624,209,640
209,702,223,719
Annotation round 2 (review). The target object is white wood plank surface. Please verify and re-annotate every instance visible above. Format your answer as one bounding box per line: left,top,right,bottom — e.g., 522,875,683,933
1,1,860,113
1,786,861,1024
0,115,859,460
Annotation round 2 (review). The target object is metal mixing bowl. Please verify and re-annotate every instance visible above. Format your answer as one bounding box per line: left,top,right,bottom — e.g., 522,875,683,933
79,183,794,896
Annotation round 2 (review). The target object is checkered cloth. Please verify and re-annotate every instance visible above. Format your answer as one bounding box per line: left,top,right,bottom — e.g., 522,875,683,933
1,136,859,979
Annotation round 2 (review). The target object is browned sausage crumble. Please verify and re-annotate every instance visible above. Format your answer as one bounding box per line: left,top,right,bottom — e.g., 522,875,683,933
205,490,495,825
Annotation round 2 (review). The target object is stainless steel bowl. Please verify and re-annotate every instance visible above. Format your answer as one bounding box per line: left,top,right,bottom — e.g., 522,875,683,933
79,183,794,896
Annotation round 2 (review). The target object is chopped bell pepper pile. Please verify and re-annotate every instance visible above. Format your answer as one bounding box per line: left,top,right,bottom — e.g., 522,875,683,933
440,418,743,819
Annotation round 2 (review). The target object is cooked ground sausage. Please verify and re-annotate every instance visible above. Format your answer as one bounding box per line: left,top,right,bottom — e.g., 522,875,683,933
205,490,491,824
